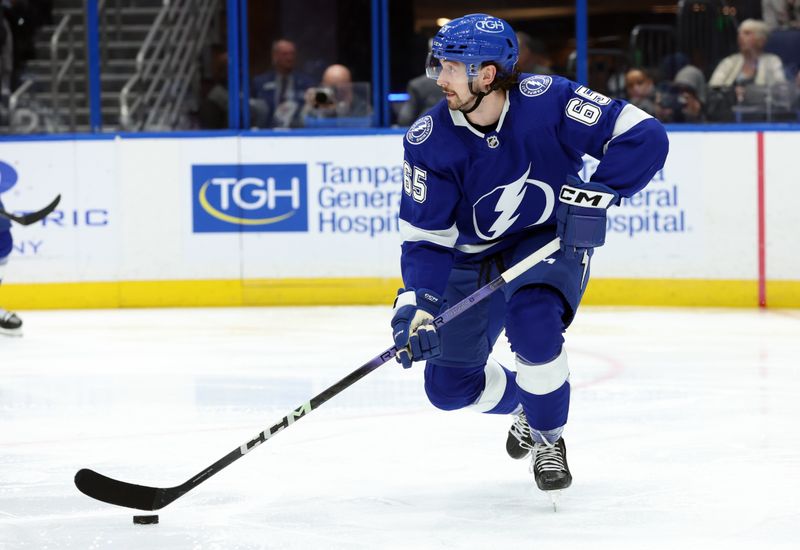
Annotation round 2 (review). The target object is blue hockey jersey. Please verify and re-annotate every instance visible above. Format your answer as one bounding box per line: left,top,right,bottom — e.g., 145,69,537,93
400,74,669,294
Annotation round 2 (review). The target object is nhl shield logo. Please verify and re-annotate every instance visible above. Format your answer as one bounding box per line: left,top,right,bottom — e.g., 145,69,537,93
406,115,434,145
486,135,500,148
519,75,553,98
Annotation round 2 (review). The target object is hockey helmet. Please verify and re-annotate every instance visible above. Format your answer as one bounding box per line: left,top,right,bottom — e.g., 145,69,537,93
426,14,519,80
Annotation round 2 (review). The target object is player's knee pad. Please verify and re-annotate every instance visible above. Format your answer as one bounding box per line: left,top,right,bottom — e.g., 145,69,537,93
505,285,566,364
0,230,11,263
424,361,485,411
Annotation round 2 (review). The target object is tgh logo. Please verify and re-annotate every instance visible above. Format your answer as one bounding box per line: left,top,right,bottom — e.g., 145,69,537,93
192,164,308,233
476,18,504,33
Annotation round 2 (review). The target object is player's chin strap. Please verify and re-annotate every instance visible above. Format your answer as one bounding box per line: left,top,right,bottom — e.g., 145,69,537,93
459,78,498,115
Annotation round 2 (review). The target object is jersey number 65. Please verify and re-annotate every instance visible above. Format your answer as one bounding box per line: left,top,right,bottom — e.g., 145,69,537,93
403,161,428,203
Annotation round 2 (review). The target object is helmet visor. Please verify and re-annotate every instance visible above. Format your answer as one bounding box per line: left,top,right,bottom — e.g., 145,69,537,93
425,53,443,79
425,54,471,85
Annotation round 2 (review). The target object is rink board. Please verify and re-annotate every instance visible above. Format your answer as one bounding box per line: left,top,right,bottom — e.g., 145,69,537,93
0,130,797,308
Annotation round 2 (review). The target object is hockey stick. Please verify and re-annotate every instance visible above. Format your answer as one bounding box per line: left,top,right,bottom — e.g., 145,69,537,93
0,194,61,226
74,237,562,511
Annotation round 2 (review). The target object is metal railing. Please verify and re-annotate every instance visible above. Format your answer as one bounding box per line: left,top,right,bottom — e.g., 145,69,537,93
120,0,219,130
3,0,128,134
8,80,34,133
51,14,77,132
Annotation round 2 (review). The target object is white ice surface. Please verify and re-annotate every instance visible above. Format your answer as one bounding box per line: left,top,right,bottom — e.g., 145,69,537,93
1,306,799,549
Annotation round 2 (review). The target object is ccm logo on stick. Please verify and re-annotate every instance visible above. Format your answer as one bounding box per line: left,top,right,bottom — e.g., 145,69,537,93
559,185,615,209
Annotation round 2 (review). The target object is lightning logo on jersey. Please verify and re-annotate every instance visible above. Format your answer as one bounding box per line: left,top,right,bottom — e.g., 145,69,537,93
472,164,555,240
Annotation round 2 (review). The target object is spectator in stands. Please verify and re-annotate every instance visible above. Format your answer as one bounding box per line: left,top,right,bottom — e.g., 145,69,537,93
624,68,657,116
709,19,786,88
397,72,441,126
197,44,229,129
708,19,787,120
654,65,707,123
301,63,371,127
251,39,313,128
197,44,274,130
516,32,553,74
397,39,441,126
762,0,800,30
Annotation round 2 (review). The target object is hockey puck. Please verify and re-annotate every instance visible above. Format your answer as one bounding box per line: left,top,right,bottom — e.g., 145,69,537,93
132,515,159,525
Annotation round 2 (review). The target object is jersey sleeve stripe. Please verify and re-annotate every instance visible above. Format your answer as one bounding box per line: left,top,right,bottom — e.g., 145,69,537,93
602,103,652,154
399,219,459,248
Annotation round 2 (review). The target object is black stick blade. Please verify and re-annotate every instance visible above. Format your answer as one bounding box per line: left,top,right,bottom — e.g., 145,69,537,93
18,194,61,225
75,468,168,511
0,194,61,226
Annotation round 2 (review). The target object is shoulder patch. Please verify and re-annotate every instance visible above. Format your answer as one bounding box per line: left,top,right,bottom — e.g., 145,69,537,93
519,75,553,98
406,115,434,145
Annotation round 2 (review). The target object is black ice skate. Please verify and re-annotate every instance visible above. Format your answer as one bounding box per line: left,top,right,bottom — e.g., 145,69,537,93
530,437,572,494
506,411,534,459
0,309,23,336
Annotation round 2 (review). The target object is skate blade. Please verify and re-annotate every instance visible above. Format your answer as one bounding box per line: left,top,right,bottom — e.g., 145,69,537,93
547,490,562,512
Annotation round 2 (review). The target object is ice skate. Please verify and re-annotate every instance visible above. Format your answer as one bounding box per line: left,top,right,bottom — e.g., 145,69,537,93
530,437,571,510
506,411,534,459
0,308,23,336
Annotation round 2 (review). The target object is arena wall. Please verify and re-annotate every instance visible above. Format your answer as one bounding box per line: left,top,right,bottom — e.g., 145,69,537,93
0,129,797,308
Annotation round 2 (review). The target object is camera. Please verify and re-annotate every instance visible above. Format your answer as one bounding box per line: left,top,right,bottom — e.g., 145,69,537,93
310,87,335,107
657,84,688,111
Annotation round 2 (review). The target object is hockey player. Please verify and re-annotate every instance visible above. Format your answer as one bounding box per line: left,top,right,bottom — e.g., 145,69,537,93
0,199,22,336
390,14,668,497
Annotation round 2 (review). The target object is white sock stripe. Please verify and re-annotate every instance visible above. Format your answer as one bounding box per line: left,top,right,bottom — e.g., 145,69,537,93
515,349,570,395
468,358,508,413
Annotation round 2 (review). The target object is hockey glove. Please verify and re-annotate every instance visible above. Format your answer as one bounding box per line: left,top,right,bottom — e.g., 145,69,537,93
556,175,619,259
391,287,444,369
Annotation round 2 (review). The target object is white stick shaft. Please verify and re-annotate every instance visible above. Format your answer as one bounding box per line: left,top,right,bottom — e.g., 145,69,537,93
500,237,561,283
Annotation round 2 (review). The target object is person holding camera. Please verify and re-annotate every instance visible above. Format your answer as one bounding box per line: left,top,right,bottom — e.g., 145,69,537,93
301,64,371,126
655,65,707,123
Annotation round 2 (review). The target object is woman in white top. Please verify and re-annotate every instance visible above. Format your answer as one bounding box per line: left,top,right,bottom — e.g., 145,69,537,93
709,19,786,87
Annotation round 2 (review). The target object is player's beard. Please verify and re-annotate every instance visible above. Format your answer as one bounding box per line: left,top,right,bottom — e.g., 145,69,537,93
442,87,477,111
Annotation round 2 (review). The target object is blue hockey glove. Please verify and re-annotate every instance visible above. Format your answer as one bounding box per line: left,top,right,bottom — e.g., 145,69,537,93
391,288,444,369
556,175,619,259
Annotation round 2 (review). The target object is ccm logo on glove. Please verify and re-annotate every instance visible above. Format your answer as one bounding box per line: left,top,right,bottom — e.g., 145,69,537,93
558,185,616,209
